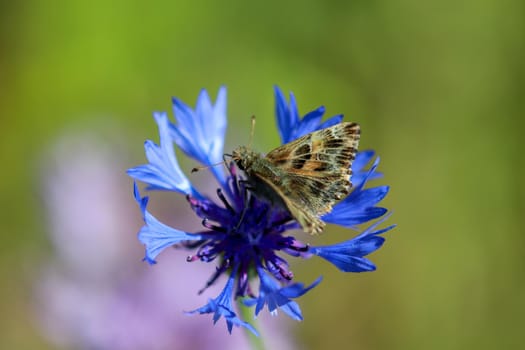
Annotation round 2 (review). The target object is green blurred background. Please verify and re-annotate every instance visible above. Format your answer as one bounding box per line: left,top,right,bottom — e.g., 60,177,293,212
1,0,524,349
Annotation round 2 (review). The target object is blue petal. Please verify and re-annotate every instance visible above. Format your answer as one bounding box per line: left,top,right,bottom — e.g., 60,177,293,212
289,106,325,140
316,114,344,130
133,183,203,264
244,268,322,321
323,186,389,227
274,86,298,144
352,150,376,173
187,271,259,336
274,85,344,144
324,157,388,227
127,112,196,195
169,87,227,184
280,277,323,299
310,215,395,272
352,150,383,186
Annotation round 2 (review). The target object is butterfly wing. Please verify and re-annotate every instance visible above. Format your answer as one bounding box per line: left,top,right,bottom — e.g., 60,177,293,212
250,172,326,234
262,122,360,233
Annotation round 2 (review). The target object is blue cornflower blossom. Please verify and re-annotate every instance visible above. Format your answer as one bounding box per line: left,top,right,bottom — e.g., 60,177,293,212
128,86,394,335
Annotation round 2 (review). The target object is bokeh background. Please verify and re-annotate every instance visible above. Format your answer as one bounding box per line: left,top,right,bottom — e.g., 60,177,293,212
1,0,524,349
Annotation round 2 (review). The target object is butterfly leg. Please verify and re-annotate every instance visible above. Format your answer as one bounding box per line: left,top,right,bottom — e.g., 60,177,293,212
234,180,254,231
222,154,234,177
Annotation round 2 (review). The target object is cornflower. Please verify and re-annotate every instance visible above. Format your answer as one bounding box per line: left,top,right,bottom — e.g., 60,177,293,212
128,86,394,335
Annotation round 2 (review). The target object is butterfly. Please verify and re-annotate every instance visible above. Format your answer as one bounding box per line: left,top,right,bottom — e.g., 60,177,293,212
231,122,360,234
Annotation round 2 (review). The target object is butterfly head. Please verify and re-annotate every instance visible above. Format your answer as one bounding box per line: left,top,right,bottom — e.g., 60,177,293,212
231,146,258,171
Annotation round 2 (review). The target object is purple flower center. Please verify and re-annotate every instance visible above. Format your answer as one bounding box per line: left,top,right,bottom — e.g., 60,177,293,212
184,164,311,295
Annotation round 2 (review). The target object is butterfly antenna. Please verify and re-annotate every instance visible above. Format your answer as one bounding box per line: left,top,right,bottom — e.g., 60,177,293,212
248,115,256,149
191,160,226,173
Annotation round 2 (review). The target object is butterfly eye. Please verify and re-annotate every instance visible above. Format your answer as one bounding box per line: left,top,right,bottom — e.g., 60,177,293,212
236,159,246,170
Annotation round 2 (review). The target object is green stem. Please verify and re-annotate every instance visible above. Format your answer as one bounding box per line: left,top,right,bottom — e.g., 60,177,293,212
238,299,265,350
